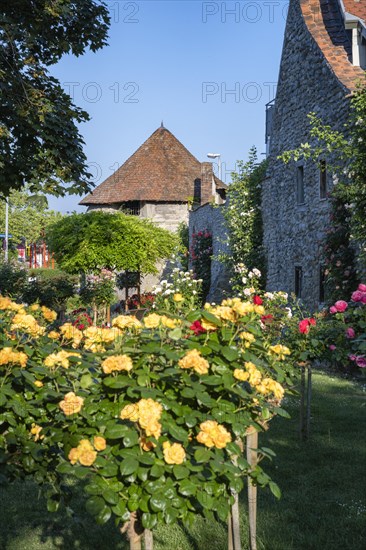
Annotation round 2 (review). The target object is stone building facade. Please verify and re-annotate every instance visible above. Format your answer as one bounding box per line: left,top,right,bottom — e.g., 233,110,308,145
263,0,365,309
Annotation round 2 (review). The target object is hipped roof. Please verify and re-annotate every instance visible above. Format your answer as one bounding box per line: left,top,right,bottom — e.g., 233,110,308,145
80,126,226,205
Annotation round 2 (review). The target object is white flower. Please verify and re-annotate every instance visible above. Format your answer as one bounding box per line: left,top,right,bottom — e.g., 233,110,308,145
264,292,274,300
160,280,168,285
192,290,197,295
243,288,252,296
242,277,247,284
163,289,172,295
285,307,292,318
154,286,162,294
248,272,254,279
252,268,261,277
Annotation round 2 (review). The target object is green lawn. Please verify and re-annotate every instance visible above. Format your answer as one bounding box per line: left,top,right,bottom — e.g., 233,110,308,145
1,372,365,549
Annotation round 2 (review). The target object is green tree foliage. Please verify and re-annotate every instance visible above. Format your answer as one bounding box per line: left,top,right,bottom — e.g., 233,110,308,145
46,211,178,274
0,188,62,245
223,147,267,288
0,0,110,196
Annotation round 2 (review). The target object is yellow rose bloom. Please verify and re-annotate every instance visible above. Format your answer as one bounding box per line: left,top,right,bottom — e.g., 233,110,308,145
143,313,161,329
144,421,162,439
120,403,139,422
30,304,40,311
78,449,97,467
0,347,28,368
173,293,184,302
0,296,24,311
59,392,84,416
11,313,45,338
178,348,210,375
163,441,186,464
269,344,291,361
68,447,80,465
200,319,217,331
34,380,43,388
47,330,60,340
232,301,254,316
161,315,179,329
44,350,81,369
93,436,107,451
78,439,94,451
59,323,83,347
253,305,265,315
256,378,285,402
112,315,142,331
30,423,44,442
41,306,57,322
101,354,133,374
239,332,255,343
211,306,236,322
234,368,249,382
197,420,232,449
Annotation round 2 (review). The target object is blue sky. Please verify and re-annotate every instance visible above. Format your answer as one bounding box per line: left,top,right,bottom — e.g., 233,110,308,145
49,0,288,213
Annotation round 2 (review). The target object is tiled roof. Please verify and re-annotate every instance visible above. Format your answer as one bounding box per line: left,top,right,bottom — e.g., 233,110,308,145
80,127,227,205
301,0,365,92
343,0,366,21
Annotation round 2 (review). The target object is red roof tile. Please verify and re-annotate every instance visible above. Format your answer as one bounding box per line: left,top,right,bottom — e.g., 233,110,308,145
80,126,226,205
301,0,365,91
343,0,366,21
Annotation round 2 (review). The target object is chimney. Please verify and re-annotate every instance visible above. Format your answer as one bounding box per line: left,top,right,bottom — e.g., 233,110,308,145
200,162,215,205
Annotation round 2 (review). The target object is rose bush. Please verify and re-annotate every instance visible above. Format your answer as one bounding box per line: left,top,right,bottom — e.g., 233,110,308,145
0,292,296,543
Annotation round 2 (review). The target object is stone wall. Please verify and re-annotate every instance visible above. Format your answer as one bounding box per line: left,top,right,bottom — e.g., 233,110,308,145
263,0,351,310
189,204,231,302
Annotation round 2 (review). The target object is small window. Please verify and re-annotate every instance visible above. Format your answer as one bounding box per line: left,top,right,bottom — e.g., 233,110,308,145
319,266,326,303
193,178,201,205
295,266,303,298
121,201,140,216
319,160,327,199
296,166,304,205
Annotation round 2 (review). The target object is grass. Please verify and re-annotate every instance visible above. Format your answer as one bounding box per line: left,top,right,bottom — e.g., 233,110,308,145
0,371,365,549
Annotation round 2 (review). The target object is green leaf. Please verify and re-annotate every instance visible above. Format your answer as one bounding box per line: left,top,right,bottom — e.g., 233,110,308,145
168,424,189,442
123,431,139,448
202,310,221,326
120,457,139,476
100,463,119,477
80,374,93,389
96,505,111,525
173,465,190,479
150,464,165,478
168,328,182,340
137,374,150,386
104,424,129,439
150,494,168,512
141,512,157,530
194,448,211,463
85,496,105,516
178,479,197,497
269,481,281,499
165,506,179,524
56,462,74,475
221,346,239,362
103,489,119,505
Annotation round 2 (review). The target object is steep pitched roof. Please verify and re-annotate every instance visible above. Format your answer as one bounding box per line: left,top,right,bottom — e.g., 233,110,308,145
80,126,226,205
343,0,366,21
300,0,364,92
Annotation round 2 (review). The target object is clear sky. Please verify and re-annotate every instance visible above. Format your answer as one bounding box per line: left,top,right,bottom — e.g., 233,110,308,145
48,0,288,213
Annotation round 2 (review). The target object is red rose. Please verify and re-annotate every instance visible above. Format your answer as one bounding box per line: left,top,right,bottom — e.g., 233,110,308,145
309,318,316,326
261,314,273,324
299,319,310,334
253,295,263,305
190,320,206,335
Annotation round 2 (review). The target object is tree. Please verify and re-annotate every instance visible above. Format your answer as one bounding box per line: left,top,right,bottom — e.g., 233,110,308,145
46,211,178,275
0,188,62,246
0,0,110,196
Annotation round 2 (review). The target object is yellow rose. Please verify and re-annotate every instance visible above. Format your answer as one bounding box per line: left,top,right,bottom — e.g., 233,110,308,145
101,355,133,374
47,331,60,340
30,304,40,311
78,449,97,467
213,425,232,449
200,319,217,331
173,293,184,302
232,301,254,316
34,380,43,388
120,403,139,422
234,369,249,382
211,306,236,322
178,348,210,375
269,344,291,361
59,323,83,347
41,306,57,322
196,430,215,448
59,392,84,416
197,420,231,449
11,313,45,338
254,305,265,315
0,347,28,368
68,447,80,465
143,313,161,329
93,436,107,451
30,423,44,442
161,315,179,329
163,441,186,464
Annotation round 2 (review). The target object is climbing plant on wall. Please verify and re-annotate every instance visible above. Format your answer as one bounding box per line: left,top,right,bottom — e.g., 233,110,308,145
222,147,267,289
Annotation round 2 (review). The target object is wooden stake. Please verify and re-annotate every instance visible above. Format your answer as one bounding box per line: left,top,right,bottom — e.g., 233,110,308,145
306,366,312,439
300,365,306,440
144,529,153,550
125,512,142,550
246,430,258,550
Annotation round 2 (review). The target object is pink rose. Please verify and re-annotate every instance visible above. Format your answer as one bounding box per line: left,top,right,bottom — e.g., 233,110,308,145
361,294,366,304
329,306,337,314
355,356,366,368
345,327,355,339
352,290,363,302
329,345,336,351
358,283,366,292
348,354,357,362
334,300,348,312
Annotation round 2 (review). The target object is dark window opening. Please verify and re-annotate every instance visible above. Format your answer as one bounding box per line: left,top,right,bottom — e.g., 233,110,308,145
120,201,140,216
296,166,304,205
319,266,326,303
193,178,201,205
319,160,327,199
295,266,303,298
